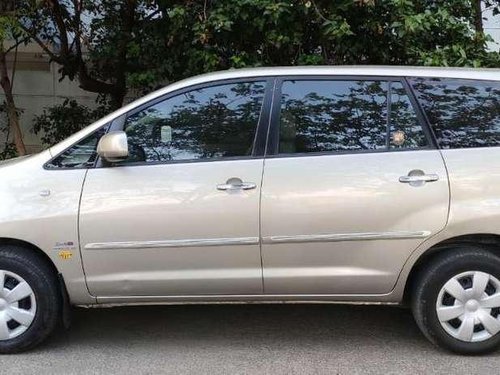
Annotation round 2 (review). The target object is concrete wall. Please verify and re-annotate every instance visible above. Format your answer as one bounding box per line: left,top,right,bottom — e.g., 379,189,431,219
484,5,500,51
0,43,98,153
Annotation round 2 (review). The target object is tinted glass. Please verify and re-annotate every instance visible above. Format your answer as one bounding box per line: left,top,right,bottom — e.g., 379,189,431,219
410,78,500,149
46,127,107,169
279,80,427,154
123,81,266,163
279,80,387,153
390,82,428,149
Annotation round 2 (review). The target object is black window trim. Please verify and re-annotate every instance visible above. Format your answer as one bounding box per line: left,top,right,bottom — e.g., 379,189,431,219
403,77,439,149
106,77,274,168
43,122,112,170
266,75,437,159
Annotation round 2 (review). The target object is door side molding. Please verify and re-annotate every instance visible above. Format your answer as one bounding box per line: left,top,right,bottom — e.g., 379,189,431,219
85,231,430,250
262,231,431,244
84,237,260,250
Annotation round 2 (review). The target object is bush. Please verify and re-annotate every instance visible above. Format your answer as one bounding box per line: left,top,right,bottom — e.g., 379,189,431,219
0,103,17,160
0,142,16,160
32,99,107,147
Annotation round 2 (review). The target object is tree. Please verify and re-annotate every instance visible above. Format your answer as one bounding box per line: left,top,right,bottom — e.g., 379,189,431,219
19,0,500,107
18,0,160,109
8,0,500,149
32,98,107,146
149,0,500,70
0,5,27,156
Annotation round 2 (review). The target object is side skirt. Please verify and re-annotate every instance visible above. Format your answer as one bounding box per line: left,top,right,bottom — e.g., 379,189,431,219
77,294,401,308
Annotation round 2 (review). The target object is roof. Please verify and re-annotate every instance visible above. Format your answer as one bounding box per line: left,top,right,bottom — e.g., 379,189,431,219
183,65,500,82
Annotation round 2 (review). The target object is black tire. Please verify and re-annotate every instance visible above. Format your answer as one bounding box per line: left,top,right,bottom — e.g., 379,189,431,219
0,245,61,353
412,246,500,354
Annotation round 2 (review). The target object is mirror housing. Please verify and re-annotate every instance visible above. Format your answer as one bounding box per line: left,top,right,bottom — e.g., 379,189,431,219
97,131,129,162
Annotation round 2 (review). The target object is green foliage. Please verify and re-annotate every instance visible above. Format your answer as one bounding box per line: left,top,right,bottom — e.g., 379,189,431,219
13,0,500,145
0,142,16,160
32,99,108,146
19,0,500,104
0,103,18,160
3,0,498,156
142,0,500,88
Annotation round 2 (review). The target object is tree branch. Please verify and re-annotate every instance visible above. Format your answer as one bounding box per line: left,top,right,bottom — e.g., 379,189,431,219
474,0,484,34
18,24,63,63
4,36,29,54
46,0,70,57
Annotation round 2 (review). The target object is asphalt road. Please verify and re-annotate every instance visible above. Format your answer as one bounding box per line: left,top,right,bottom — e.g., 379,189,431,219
0,304,499,374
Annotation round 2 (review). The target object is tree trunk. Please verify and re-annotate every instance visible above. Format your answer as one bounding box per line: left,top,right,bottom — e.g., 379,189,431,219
474,0,484,34
109,90,126,110
0,47,26,156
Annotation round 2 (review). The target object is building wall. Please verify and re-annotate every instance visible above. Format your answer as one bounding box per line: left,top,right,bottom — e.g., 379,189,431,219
484,5,500,51
0,43,98,153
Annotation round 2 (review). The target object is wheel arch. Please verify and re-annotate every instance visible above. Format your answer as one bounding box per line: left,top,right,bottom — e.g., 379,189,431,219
0,237,61,276
403,233,500,305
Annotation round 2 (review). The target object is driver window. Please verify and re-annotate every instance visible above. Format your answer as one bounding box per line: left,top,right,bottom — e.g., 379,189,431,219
122,81,266,163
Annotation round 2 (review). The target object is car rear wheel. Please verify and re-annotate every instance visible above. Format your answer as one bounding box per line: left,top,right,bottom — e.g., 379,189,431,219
0,245,61,353
412,246,500,354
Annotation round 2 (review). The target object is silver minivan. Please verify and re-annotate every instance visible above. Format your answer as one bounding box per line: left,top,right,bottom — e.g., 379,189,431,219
1,66,500,354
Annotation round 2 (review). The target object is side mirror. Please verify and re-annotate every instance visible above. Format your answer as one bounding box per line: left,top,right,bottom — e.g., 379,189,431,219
97,131,129,162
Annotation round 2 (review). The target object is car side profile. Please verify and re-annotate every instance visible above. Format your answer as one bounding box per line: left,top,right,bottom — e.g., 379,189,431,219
1,66,500,354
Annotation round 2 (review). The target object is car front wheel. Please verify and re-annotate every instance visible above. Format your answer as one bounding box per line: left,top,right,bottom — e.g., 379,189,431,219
0,245,61,353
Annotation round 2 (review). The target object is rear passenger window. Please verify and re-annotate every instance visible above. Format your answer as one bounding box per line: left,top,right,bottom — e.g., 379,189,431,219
409,78,500,149
279,80,428,154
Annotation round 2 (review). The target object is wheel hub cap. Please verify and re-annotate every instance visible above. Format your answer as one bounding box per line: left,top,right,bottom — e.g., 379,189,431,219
436,271,500,342
0,270,37,341
465,299,480,312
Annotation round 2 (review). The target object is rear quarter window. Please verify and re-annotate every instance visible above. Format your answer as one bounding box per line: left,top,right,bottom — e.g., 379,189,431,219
409,78,500,149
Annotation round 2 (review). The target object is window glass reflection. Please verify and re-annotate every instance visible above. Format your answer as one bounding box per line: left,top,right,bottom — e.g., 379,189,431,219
46,128,107,169
410,78,500,149
123,81,266,163
279,80,428,154
390,82,428,149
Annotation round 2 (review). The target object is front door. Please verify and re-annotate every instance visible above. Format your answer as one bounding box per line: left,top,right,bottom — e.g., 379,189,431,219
261,78,450,295
79,79,269,297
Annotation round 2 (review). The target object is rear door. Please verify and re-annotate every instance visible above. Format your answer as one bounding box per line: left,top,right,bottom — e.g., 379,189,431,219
261,77,450,295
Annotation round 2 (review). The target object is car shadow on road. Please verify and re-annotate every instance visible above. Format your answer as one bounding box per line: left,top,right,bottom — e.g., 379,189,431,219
41,304,431,351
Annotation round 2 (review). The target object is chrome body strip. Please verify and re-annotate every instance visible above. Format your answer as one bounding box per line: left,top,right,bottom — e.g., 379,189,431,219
85,231,430,250
85,237,260,250
262,231,431,244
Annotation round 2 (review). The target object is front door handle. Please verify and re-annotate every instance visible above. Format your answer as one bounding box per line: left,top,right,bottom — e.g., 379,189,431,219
217,177,256,191
399,170,439,187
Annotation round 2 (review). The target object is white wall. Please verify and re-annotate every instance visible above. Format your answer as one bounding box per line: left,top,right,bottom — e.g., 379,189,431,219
0,43,97,153
484,5,500,50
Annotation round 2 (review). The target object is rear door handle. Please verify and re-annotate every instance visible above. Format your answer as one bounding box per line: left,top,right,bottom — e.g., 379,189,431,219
399,170,439,187
217,177,256,191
